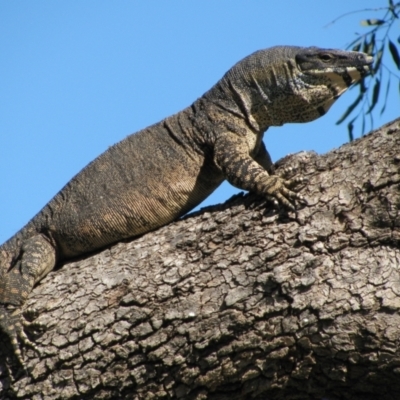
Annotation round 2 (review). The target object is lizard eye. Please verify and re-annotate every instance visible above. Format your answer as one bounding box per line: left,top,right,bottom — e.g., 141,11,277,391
319,54,333,62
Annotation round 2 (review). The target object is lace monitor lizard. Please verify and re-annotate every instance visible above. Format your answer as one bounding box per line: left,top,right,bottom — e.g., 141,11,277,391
0,46,373,366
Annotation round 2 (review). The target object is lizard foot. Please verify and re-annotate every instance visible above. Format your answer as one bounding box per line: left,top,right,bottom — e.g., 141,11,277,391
276,165,307,187
275,165,309,208
261,175,308,210
0,305,40,368
278,165,297,179
23,308,46,331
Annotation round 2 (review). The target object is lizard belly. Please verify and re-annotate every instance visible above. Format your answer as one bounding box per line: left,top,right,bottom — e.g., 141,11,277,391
51,155,222,258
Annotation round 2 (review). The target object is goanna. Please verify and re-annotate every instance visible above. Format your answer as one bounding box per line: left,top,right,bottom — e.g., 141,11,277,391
0,46,373,365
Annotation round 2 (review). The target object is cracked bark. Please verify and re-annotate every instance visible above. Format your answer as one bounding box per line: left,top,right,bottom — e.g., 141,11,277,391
1,118,400,400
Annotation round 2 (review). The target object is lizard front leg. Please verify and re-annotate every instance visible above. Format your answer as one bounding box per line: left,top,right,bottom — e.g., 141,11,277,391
253,140,275,174
213,133,303,209
0,234,56,366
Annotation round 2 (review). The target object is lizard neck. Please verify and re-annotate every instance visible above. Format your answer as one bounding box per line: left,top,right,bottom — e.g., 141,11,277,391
202,59,302,133
203,52,342,133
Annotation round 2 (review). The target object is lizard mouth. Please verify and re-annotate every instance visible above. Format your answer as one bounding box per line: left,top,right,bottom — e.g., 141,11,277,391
311,59,373,116
347,65,370,83
362,54,374,69
309,62,373,92
358,56,374,77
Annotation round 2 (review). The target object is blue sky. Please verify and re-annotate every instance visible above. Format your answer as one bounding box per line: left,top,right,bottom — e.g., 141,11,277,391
1,1,399,244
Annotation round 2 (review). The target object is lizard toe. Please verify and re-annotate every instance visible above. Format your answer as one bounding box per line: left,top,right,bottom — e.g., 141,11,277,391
278,165,294,179
22,308,46,332
273,192,296,210
285,176,307,188
0,306,39,367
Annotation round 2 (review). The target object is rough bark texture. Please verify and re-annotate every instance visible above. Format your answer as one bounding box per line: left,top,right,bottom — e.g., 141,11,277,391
1,118,400,400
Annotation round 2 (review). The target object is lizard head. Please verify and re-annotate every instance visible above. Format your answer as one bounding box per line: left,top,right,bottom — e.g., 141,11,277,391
294,47,374,118
208,46,373,131
228,46,373,129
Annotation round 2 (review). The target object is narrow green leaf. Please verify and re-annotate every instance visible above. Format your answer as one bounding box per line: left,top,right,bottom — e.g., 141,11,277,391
347,36,363,50
347,118,356,142
361,115,366,136
366,78,380,114
373,46,384,74
362,38,369,55
388,40,400,69
352,43,361,52
359,78,367,94
360,19,385,26
380,78,391,115
367,33,376,56
389,0,399,18
336,93,363,125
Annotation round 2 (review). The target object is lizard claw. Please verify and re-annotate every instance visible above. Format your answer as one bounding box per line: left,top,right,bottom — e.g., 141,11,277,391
285,176,308,190
278,165,295,179
261,175,308,210
23,308,46,332
0,305,40,368
267,163,308,209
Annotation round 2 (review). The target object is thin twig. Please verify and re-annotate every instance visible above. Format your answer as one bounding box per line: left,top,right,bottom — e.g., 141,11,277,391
324,7,389,28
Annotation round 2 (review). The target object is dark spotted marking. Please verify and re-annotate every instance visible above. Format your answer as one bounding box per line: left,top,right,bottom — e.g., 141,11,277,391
341,70,354,87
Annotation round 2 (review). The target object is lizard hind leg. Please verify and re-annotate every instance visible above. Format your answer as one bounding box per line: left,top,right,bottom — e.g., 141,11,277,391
0,234,56,367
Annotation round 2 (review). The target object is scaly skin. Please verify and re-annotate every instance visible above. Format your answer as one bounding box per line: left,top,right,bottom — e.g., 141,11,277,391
0,45,373,367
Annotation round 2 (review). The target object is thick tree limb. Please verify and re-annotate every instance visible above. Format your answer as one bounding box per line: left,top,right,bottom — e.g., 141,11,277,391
1,118,400,400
